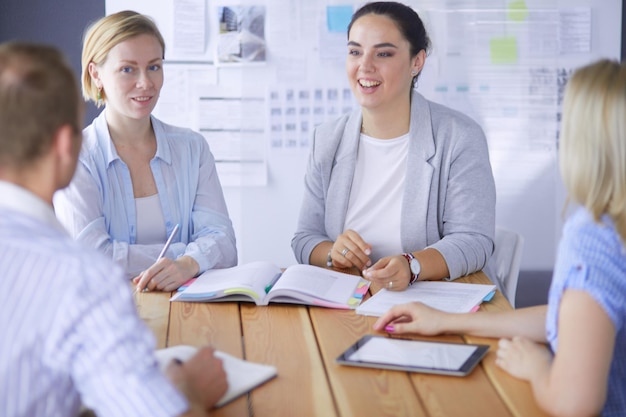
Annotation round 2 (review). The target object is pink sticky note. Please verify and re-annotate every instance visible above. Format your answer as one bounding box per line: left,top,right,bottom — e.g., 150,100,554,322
355,285,369,295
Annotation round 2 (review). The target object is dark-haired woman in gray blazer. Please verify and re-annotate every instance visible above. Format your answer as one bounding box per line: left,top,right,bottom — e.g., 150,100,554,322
291,2,496,291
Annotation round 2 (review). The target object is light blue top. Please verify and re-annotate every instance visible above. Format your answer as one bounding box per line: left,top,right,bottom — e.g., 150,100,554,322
54,111,237,277
0,181,187,417
292,91,497,282
546,207,626,416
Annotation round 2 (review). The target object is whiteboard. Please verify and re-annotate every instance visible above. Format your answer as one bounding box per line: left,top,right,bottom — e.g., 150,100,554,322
105,0,622,270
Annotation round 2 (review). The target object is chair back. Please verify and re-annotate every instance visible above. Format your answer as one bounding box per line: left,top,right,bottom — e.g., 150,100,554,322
493,227,524,307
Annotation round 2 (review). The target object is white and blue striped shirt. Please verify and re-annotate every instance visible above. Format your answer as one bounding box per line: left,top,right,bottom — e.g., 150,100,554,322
0,181,188,417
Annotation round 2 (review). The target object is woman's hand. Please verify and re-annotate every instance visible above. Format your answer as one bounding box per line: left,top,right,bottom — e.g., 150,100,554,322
373,302,449,335
362,255,411,291
329,229,372,271
495,336,552,381
133,256,199,292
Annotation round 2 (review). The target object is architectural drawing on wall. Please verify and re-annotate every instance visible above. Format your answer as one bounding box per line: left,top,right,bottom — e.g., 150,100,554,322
217,5,266,64
268,85,354,150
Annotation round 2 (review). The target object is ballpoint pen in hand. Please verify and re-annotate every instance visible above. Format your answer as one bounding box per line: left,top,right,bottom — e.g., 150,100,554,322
157,223,180,262
136,223,180,294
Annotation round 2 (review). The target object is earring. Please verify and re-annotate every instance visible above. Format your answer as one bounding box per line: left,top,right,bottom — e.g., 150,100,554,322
411,70,417,76
96,87,103,105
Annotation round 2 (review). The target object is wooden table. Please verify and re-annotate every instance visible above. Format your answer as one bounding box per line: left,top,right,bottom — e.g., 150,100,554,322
134,271,549,417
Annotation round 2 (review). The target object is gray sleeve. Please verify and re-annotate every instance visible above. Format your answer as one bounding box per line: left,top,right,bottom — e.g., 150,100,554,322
428,118,496,280
291,128,331,264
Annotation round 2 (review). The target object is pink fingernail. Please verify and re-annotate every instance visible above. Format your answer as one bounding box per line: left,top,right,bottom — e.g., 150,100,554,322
385,325,395,333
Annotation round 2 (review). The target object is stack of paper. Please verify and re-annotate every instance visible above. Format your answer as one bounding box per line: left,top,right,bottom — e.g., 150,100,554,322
355,281,496,317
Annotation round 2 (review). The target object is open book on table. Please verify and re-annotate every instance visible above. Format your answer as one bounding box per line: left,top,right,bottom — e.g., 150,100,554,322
170,261,371,309
155,345,277,408
356,280,496,317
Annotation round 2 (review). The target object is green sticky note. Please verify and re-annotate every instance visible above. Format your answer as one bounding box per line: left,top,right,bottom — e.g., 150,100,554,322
490,37,517,64
507,0,529,22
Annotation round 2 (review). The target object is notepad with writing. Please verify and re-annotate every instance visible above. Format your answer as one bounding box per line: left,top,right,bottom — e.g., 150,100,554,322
170,261,371,309
355,280,496,317
155,345,277,407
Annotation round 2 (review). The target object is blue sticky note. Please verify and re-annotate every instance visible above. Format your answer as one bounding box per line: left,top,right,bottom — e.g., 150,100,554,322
327,5,353,33
483,290,496,302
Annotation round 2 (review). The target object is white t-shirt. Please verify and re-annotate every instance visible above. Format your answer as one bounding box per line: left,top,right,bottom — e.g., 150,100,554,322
135,194,166,245
344,133,409,262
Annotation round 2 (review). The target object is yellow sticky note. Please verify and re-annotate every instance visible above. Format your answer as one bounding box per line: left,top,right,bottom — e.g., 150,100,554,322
507,0,529,22
490,37,517,64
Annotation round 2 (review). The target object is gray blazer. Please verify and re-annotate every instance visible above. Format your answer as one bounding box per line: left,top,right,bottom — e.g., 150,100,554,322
291,91,497,282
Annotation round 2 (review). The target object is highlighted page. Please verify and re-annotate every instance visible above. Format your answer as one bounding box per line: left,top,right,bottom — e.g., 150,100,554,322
171,261,281,303
267,264,370,308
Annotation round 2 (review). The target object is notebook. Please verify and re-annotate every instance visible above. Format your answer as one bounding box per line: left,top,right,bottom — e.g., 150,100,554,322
155,345,277,407
171,261,370,309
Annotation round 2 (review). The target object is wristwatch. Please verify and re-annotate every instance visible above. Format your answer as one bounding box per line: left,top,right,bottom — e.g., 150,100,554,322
402,252,421,285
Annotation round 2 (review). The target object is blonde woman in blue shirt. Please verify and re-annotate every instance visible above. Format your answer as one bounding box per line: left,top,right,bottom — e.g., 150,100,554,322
55,11,237,291
374,59,626,417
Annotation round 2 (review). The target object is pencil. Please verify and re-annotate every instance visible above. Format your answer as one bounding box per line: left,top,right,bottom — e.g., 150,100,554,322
136,223,180,294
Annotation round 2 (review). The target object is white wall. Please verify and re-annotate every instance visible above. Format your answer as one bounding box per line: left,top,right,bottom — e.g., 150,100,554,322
107,0,623,269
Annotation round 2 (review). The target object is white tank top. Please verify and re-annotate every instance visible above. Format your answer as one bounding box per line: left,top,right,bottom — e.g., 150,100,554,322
344,133,409,262
135,194,167,245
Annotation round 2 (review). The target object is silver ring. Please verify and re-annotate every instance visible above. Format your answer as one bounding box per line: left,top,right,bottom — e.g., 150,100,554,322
341,248,350,257
388,281,393,289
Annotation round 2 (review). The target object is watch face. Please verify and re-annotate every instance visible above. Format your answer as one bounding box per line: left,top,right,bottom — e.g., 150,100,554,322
410,258,421,275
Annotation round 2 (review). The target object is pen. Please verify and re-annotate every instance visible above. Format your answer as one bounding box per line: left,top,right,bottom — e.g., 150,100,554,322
136,223,180,294
157,223,180,262
264,272,282,294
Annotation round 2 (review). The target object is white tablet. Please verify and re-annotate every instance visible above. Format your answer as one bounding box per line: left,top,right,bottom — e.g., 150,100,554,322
336,335,489,377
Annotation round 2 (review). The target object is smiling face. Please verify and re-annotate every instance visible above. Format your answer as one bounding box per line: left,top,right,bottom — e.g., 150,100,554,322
89,33,164,123
346,13,423,113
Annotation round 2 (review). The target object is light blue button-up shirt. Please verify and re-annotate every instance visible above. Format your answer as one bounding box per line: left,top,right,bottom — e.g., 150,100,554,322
546,207,626,416
54,111,237,277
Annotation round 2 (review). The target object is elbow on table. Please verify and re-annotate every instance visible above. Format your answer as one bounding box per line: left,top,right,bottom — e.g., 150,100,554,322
291,233,319,265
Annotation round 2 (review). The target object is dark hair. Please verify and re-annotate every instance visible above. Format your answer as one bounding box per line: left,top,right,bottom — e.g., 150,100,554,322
0,42,81,168
347,1,431,58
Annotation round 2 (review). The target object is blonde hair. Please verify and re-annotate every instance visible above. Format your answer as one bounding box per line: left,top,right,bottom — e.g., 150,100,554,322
559,59,626,243
81,10,165,107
